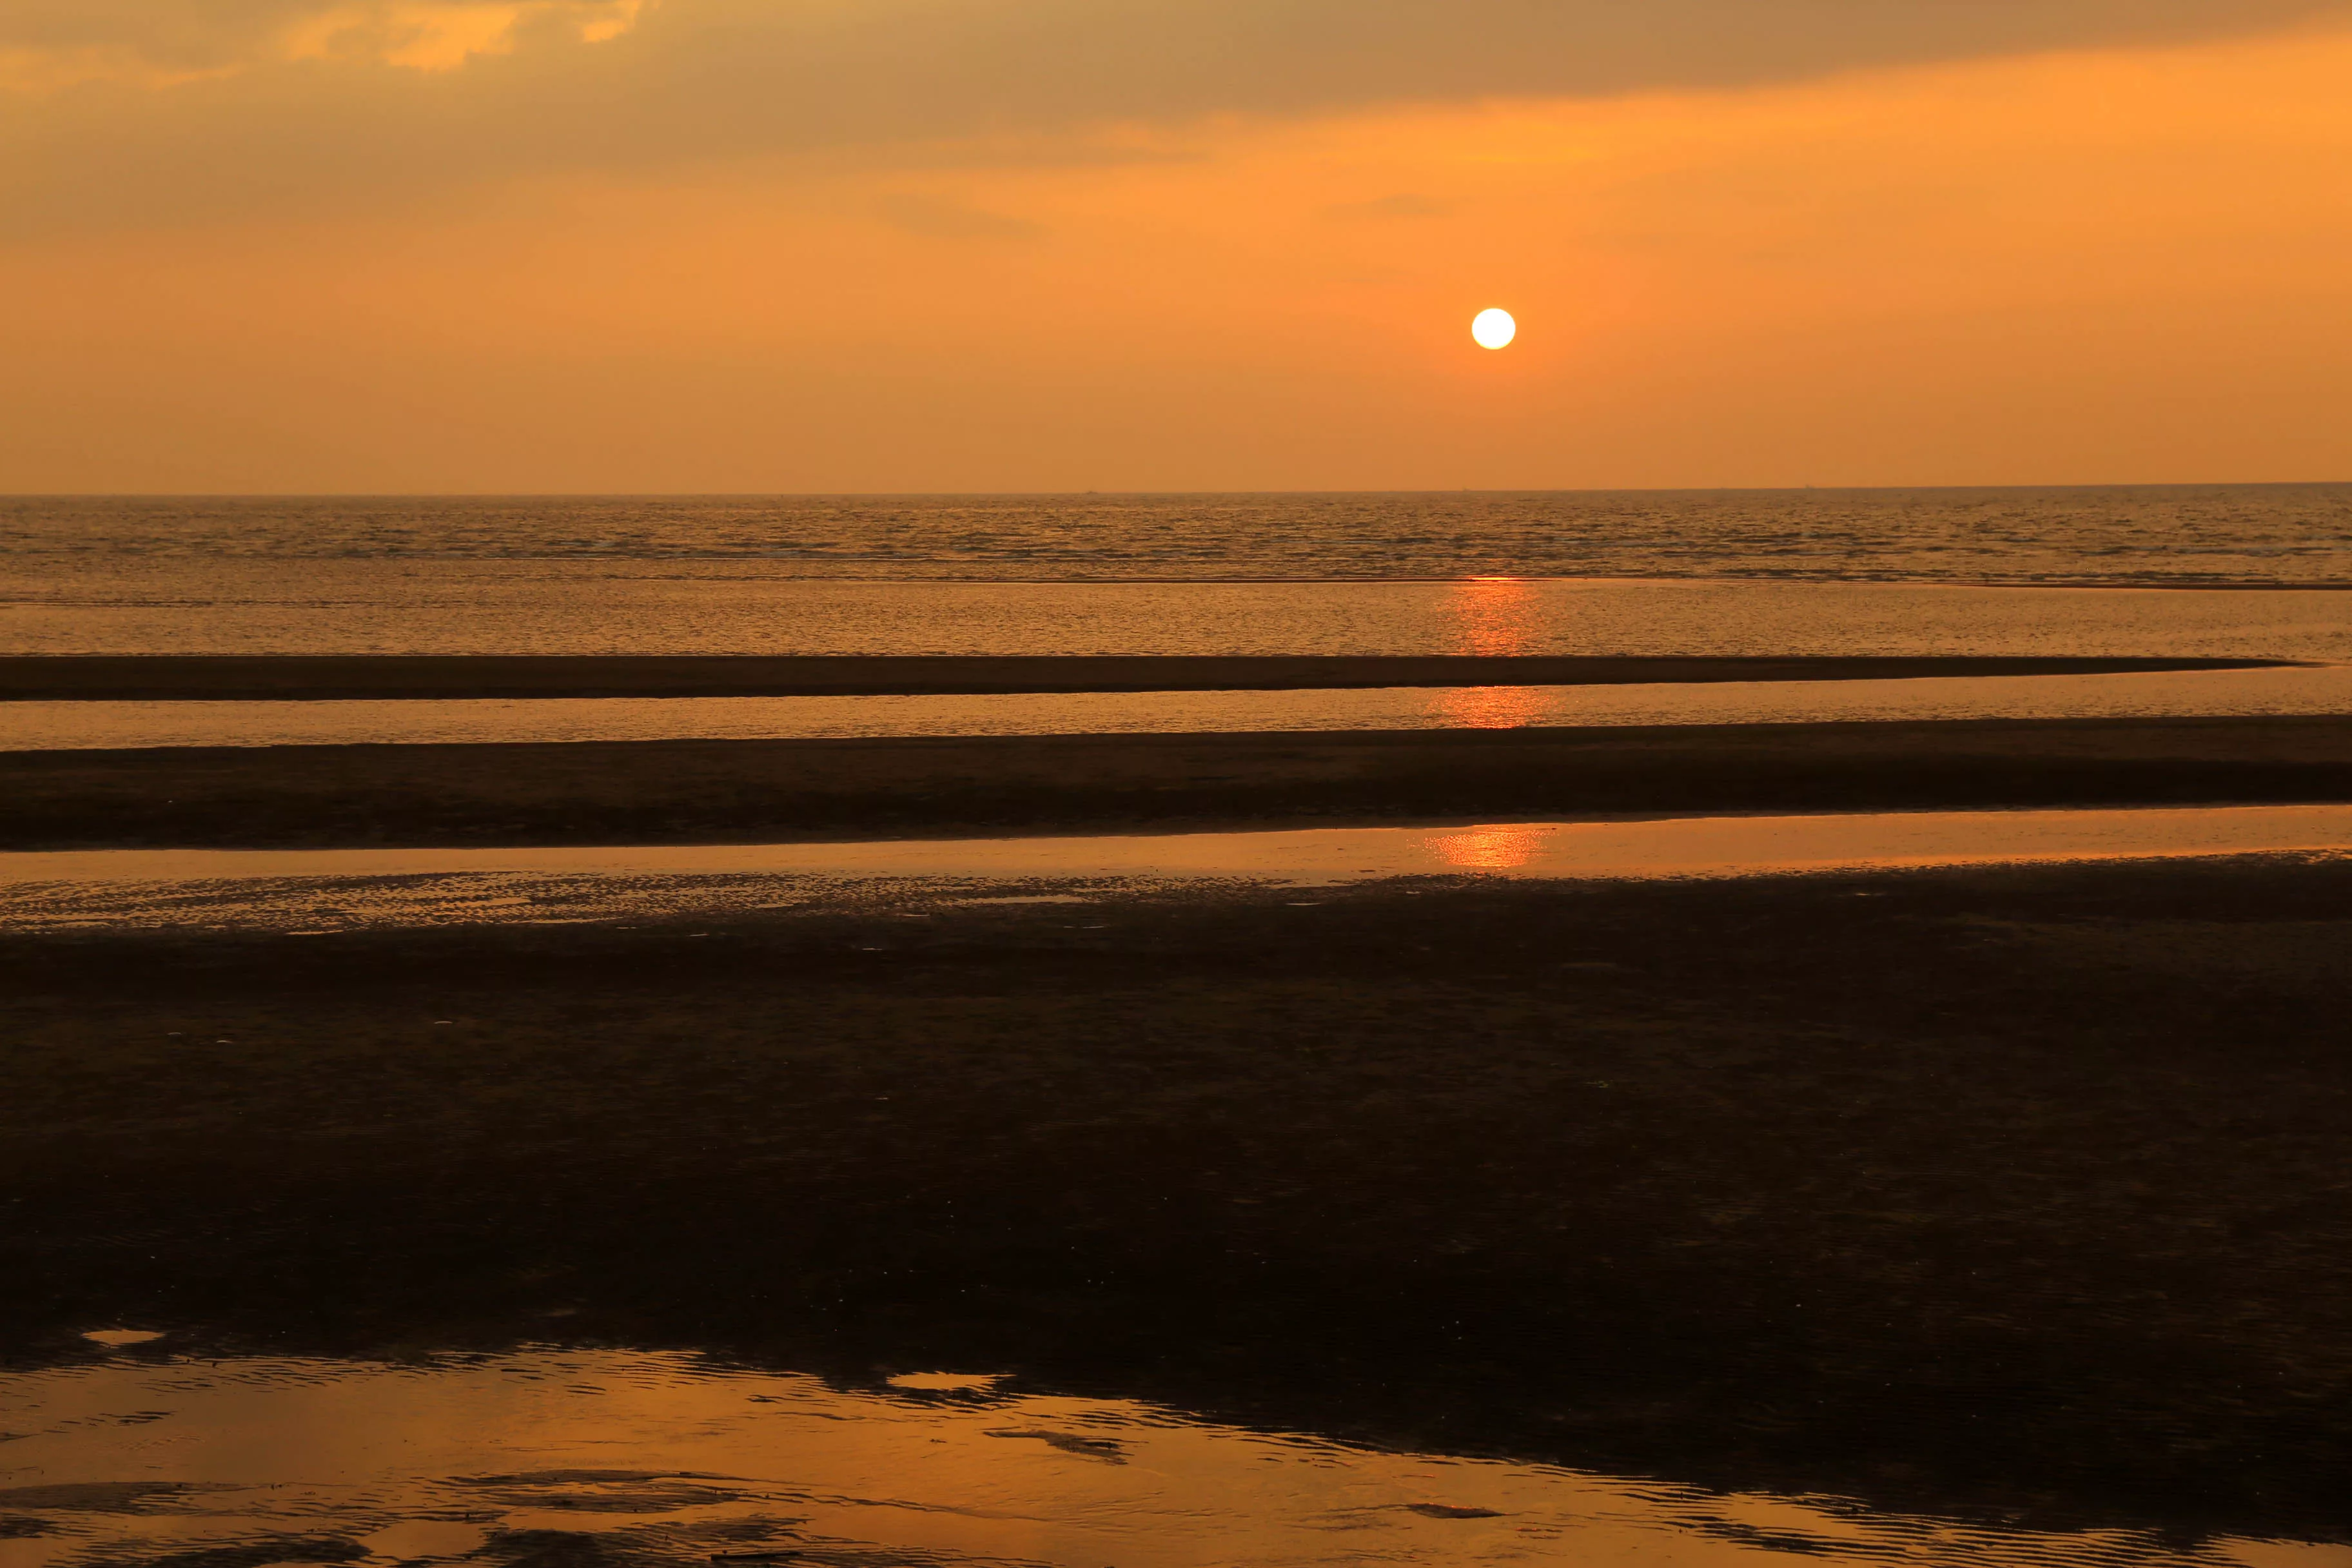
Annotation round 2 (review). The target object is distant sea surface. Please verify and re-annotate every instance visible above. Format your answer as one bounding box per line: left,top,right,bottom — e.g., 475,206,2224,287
8,487,2352,658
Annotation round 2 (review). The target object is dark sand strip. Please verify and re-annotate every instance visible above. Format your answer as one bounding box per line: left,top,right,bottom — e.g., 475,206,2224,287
10,715,2352,850
0,653,2292,701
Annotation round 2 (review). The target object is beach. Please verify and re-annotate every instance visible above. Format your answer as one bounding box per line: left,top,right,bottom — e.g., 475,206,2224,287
9,857,2352,1544
11,685,2352,1547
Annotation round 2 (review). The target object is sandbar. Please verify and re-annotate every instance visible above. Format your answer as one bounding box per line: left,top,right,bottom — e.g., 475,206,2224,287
10,714,2352,849
0,652,2291,701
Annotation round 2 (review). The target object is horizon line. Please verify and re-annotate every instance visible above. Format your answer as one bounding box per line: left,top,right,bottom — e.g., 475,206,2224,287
7,480,2351,502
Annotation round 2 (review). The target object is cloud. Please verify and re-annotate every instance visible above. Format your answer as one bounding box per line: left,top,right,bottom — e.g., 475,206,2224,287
872,192,1044,240
2,0,2347,235
0,0,642,87
1,1,326,72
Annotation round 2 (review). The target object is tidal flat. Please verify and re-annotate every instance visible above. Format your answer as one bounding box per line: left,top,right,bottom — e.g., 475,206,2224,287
7,858,2352,1548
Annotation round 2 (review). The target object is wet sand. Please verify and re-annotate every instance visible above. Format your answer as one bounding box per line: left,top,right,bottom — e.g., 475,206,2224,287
0,653,2284,701
11,715,2352,849
8,858,2352,1543
13,691,2352,1551
11,806,2352,928
17,664,2352,750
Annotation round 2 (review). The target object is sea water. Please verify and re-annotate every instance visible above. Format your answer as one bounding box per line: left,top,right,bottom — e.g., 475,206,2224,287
6,487,2352,659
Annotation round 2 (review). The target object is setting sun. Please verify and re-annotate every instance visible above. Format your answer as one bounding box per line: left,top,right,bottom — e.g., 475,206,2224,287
1471,308,1518,349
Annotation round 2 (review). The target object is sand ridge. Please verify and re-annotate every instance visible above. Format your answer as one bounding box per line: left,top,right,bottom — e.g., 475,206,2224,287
0,653,2295,701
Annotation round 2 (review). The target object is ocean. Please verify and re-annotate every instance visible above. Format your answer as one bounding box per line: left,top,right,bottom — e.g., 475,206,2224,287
12,488,2352,582
6,487,2352,662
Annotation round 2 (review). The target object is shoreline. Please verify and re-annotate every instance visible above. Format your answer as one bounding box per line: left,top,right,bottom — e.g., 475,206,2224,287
0,653,2294,701
10,714,2352,849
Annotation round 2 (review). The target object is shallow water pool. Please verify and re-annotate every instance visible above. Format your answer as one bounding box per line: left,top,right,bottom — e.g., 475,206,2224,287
8,665,2352,750
0,1346,2338,1568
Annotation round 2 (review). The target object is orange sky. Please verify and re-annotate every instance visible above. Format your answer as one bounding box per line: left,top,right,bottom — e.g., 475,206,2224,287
3,2,2349,491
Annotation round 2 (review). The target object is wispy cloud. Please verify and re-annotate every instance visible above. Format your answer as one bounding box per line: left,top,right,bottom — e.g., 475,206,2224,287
0,0,643,89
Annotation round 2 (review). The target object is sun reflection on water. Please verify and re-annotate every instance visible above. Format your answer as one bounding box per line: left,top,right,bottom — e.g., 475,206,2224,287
1427,683,1550,727
1426,825,1554,870
1445,575,1542,657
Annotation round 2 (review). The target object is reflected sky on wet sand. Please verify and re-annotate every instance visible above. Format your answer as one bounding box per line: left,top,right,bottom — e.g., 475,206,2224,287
8,665,2352,752
1,1348,2344,1568
6,805,2352,933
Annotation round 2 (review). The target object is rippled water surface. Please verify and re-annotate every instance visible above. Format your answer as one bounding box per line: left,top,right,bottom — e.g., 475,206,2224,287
11,490,2352,583
0,1347,2340,1568
10,574,2352,661
9,495,2352,660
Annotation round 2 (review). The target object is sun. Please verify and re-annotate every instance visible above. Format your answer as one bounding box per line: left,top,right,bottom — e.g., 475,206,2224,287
1471,308,1516,350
